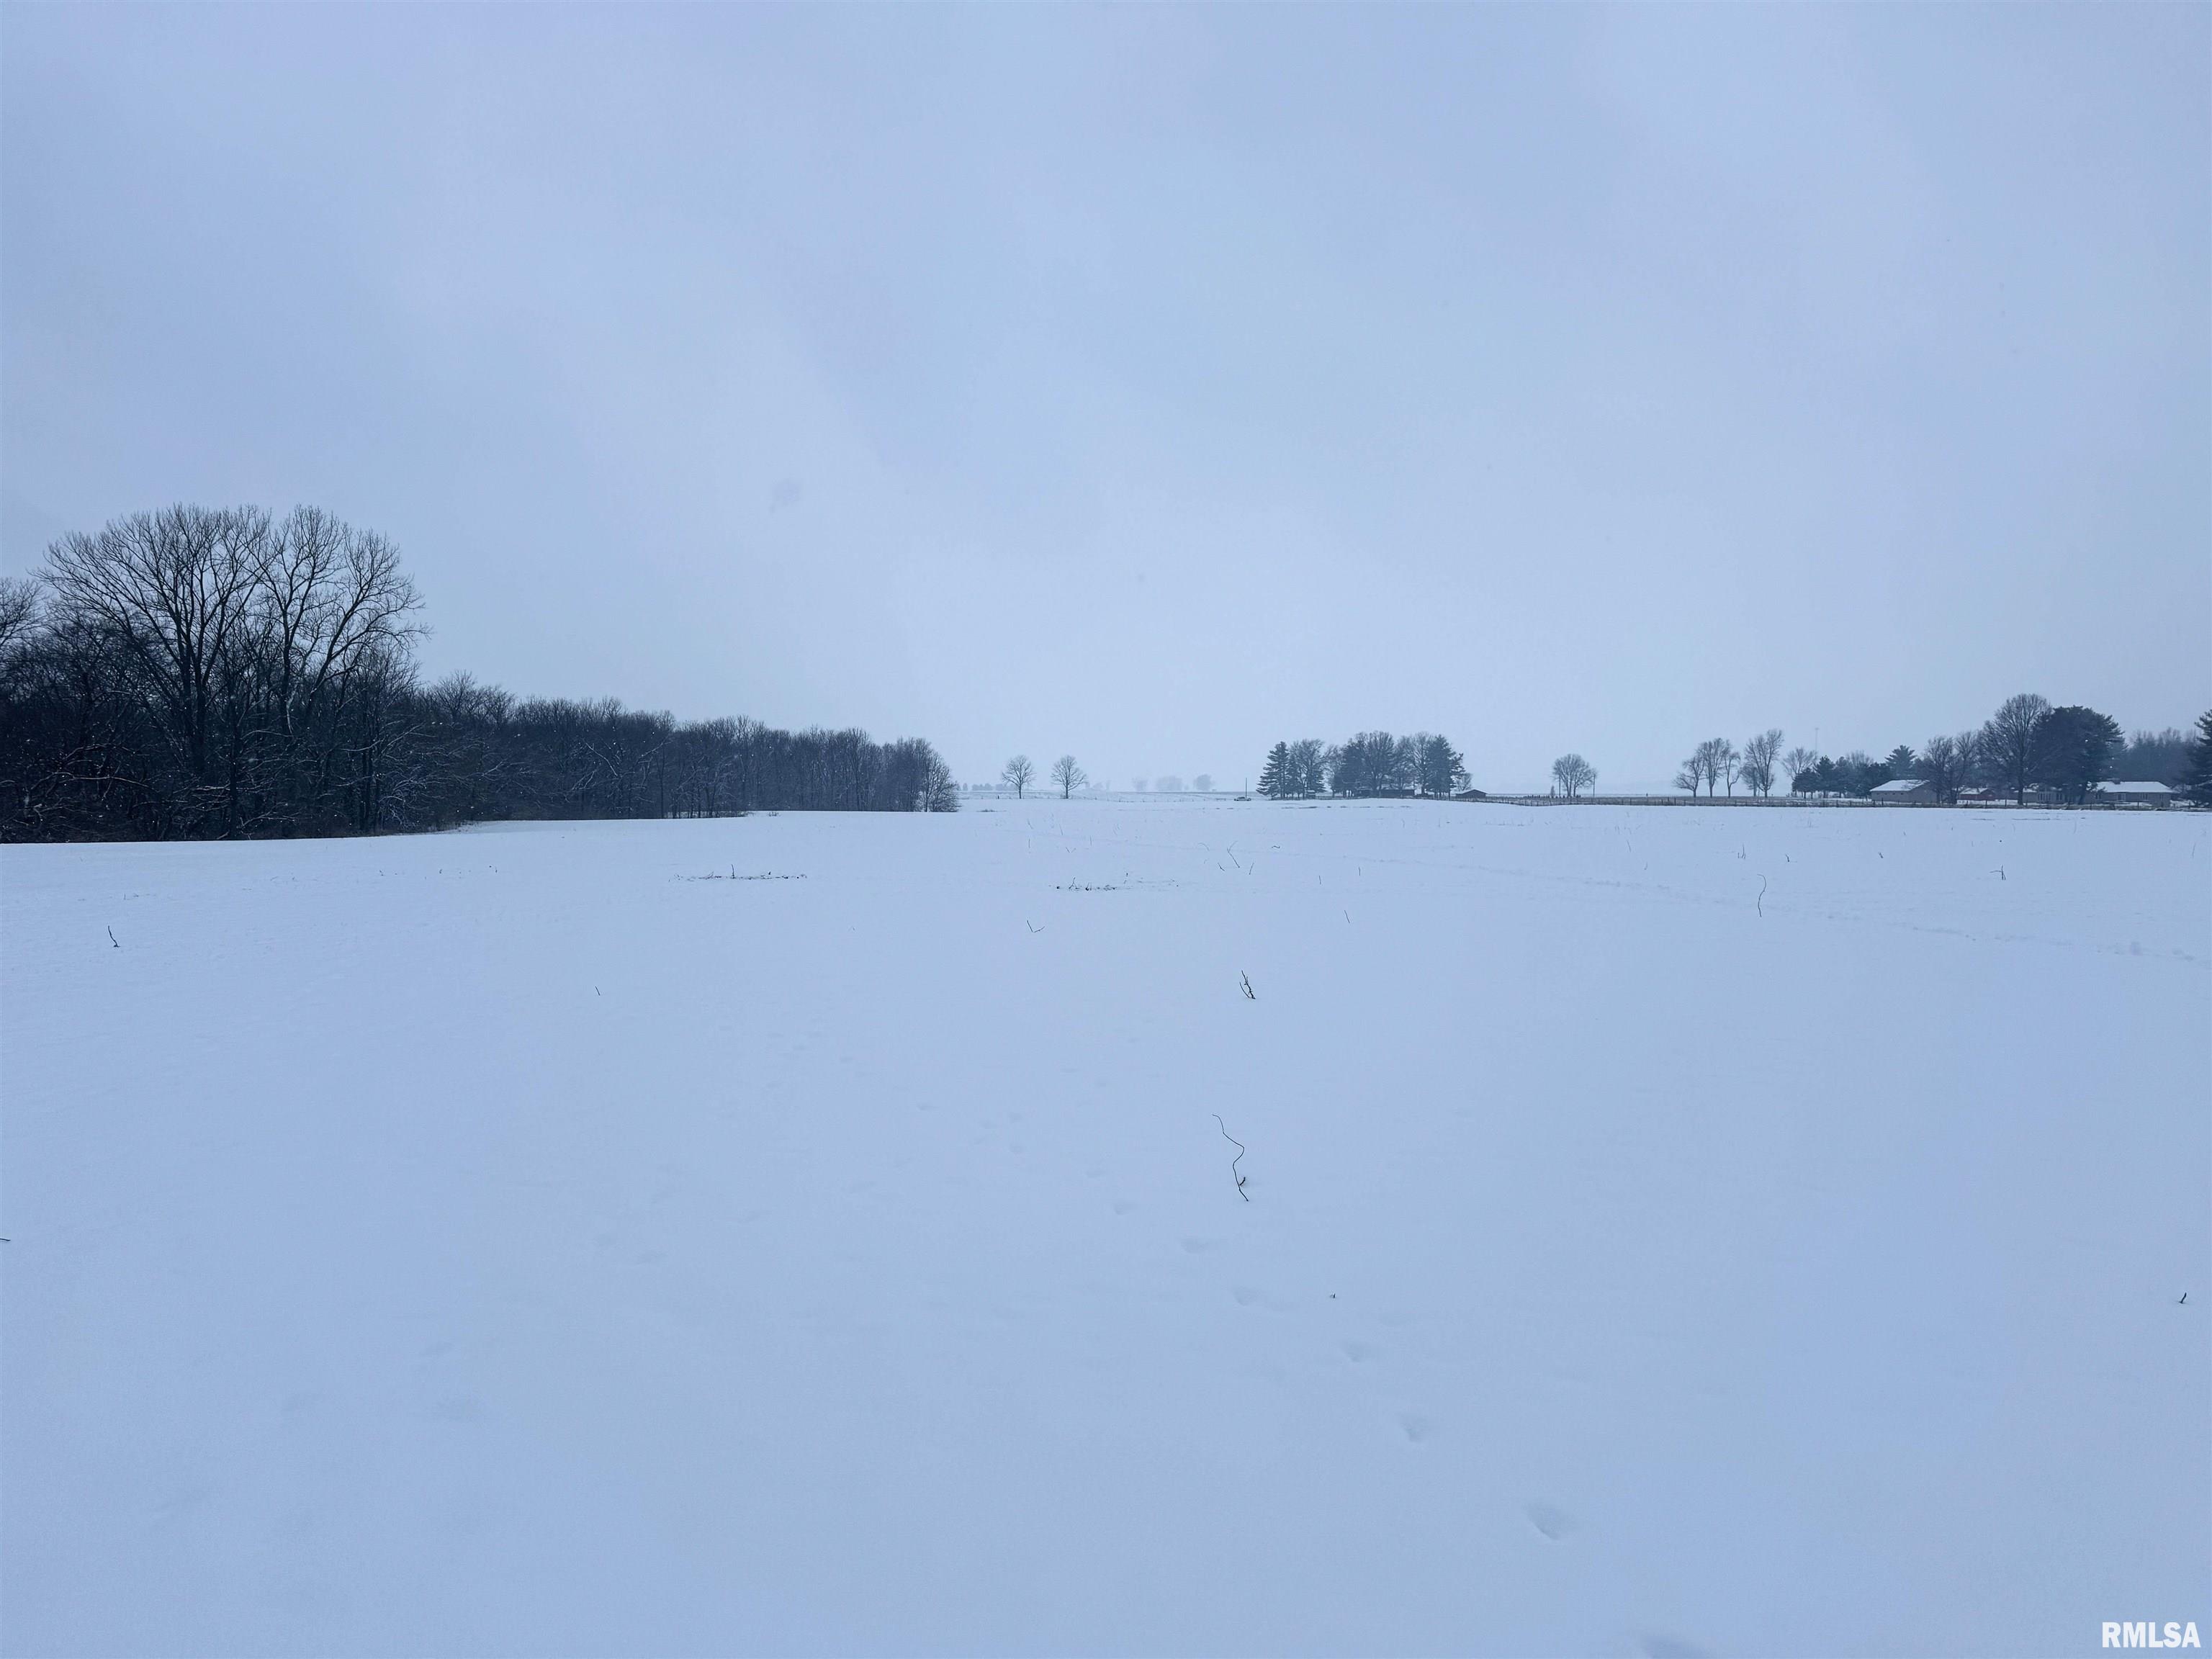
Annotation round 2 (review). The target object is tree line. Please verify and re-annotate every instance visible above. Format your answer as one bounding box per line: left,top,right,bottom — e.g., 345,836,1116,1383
1623,694,2208,806
0,503,957,842
1256,731,1467,799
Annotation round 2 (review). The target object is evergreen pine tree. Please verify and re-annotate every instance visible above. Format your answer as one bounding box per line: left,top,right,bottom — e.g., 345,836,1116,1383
2030,706,2123,804
2185,710,2212,805
1418,734,1467,796
1258,742,1291,798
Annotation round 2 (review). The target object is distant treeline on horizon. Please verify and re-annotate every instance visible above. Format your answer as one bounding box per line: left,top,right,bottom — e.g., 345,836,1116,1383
0,504,958,843
1249,704,2210,806
1647,699,2209,806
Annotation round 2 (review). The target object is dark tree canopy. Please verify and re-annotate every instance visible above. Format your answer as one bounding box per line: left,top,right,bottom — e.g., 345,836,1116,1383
2029,705,2123,804
1328,732,1413,796
1,505,956,841
1260,730,1467,799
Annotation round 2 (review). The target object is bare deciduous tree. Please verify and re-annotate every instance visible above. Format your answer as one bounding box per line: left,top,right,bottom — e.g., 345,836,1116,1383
1920,732,1977,804
1781,746,1818,793
0,575,42,660
1550,753,1596,799
1683,737,1732,796
44,505,264,820
1051,754,1087,798
922,753,960,813
1740,729,1784,797
1002,754,1035,797
1979,693,2049,805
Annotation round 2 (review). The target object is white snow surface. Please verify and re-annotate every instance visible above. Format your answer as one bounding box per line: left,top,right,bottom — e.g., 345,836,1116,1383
5,799,2207,1657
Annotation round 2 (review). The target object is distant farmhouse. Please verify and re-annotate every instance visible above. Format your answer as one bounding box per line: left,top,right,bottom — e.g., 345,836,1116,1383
2088,781,2174,806
1865,775,2170,806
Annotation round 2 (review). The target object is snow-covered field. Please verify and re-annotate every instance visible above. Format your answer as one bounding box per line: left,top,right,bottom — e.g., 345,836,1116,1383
5,799,2206,1658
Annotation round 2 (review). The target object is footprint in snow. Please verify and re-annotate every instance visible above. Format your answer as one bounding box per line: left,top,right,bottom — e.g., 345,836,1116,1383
1340,1339,1378,1363
1231,1285,1263,1305
1182,1236,1224,1254
1396,1413,1434,1444
1639,1635,1710,1659
1524,1501,1577,1541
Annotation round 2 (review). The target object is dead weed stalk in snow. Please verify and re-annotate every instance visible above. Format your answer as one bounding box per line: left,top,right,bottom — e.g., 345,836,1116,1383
1212,1114,1250,1201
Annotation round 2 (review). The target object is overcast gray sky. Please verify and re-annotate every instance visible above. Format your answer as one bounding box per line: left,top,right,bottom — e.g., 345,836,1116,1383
6,5,2206,790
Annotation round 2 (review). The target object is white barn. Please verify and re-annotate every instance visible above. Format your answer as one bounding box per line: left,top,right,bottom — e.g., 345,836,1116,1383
1870,778,1936,804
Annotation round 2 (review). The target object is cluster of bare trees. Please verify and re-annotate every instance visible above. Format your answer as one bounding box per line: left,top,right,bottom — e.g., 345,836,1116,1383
996,754,1093,799
1673,728,1786,798
0,503,956,841
1258,731,1467,799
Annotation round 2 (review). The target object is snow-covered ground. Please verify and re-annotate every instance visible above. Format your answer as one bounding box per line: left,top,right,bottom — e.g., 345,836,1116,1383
5,799,2206,1657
